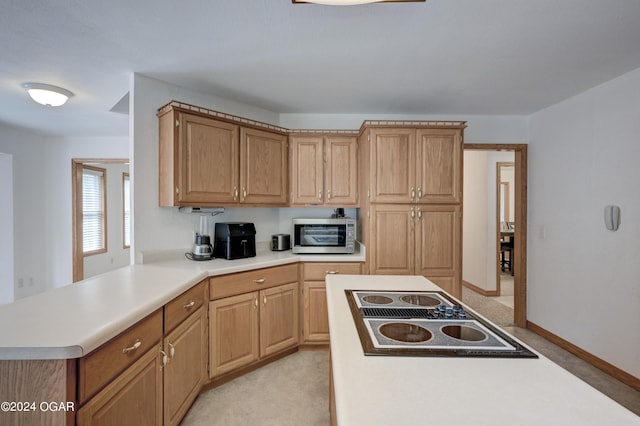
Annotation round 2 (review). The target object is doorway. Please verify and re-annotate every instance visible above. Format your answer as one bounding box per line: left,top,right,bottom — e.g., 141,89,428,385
72,158,129,282
496,162,515,308
463,145,528,327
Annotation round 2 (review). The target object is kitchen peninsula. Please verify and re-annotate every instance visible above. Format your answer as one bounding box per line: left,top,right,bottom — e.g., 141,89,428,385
326,275,640,425
0,248,364,425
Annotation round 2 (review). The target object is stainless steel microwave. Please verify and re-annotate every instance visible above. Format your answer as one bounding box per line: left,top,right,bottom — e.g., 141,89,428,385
292,218,356,254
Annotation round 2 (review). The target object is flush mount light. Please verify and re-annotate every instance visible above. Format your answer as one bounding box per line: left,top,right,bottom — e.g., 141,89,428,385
292,0,424,4
22,82,74,107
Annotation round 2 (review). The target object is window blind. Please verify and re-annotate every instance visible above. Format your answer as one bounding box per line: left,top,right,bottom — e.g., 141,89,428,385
83,167,105,253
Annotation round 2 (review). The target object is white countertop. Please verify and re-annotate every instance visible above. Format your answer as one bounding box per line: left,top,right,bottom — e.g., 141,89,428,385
326,275,640,425
0,248,364,360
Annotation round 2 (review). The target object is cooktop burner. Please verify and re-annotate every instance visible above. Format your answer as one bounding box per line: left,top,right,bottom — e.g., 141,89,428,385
346,290,538,358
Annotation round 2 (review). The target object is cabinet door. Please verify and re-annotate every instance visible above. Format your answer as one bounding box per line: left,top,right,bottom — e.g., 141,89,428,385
415,128,462,204
240,127,288,205
77,346,163,426
163,308,207,426
178,113,239,204
369,128,416,203
290,136,324,205
370,204,415,275
325,136,358,206
209,292,259,377
415,205,461,297
259,283,299,357
302,281,329,343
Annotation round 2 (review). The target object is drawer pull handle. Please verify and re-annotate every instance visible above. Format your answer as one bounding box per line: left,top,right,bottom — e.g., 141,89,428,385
183,300,195,309
123,339,141,354
168,343,175,359
160,349,169,367
326,271,338,274
253,278,266,284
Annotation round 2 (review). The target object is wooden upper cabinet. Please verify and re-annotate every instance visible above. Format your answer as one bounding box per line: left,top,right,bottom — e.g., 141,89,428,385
159,106,289,206
240,127,288,205
159,109,239,206
325,136,358,205
368,127,462,204
290,135,358,206
369,128,416,203
290,136,324,204
416,129,462,204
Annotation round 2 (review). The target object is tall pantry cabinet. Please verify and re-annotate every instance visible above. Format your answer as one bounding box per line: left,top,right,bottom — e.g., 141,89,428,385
358,122,466,298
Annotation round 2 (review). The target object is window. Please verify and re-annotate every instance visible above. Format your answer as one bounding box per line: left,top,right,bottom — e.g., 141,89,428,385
123,172,130,248
83,165,106,255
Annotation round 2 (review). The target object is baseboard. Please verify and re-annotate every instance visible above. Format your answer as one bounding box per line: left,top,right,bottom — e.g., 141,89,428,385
462,280,499,297
527,321,640,392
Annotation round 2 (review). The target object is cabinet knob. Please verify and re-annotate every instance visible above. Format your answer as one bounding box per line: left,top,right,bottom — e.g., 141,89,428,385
168,343,175,359
233,186,238,201
160,349,169,367
410,187,415,201
417,188,422,199
242,187,247,200
410,207,415,219
327,190,331,200
254,297,258,308
263,295,267,305
318,190,322,201
417,208,422,220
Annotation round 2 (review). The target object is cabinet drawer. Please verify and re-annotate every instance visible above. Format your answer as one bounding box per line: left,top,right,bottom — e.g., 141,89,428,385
210,264,298,300
78,309,163,404
303,262,362,281
165,281,206,334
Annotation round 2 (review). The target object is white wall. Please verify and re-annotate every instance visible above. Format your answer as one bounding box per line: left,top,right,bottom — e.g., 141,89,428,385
529,67,640,378
0,124,50,298
462,151,489,290
0,153,14,305
83,163,131,278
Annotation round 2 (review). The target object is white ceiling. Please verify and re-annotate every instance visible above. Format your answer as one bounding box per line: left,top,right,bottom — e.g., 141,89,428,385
2,0,640,137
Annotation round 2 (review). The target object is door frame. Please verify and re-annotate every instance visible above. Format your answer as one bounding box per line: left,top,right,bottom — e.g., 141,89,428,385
72,158,128,283
463,144,528,327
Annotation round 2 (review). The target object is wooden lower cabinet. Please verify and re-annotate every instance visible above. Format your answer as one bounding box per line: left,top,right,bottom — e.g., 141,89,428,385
163,307,207,426
209,282,299,377
77,282,208,426
209,292,259,376
302,262,362,344
77,345,163,425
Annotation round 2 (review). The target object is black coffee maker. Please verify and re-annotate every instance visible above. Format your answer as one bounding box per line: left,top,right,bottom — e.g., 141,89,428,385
214,222,256,260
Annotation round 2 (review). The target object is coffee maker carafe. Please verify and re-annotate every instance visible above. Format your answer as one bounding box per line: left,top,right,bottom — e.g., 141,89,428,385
185,215,214,261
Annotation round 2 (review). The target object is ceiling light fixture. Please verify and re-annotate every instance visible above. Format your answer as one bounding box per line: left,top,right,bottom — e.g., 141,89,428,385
22,82,74,107
292,0,424,5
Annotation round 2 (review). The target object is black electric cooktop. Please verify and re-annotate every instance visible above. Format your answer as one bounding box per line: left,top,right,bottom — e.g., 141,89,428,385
345,290,538,358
